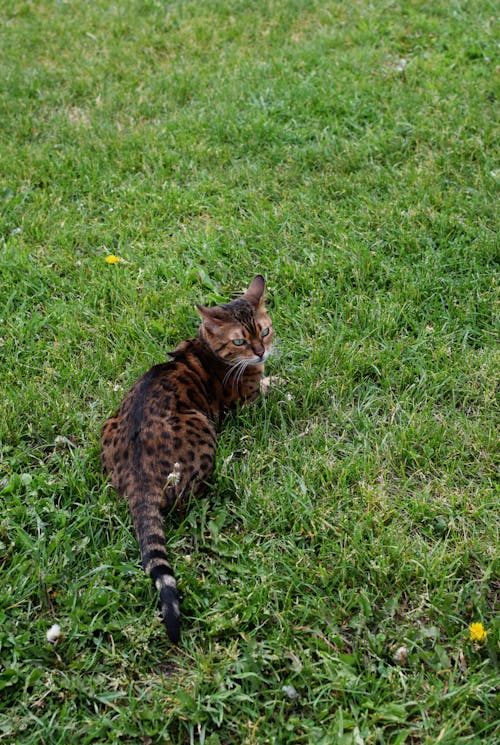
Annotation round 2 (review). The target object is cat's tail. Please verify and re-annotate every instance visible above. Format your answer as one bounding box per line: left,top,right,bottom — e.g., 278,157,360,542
128,494,180,644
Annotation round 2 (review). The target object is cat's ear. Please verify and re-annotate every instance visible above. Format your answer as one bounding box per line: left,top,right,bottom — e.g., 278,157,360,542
196,304,228,335
244,275,265,306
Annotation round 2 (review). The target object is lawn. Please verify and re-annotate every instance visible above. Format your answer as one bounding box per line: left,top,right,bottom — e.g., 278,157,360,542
0,0,498,742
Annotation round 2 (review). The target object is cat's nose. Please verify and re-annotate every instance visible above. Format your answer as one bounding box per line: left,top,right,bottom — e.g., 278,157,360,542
253,344,265,358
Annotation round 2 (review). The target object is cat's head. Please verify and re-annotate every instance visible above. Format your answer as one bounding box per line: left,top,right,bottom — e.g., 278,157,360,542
197,275,273,365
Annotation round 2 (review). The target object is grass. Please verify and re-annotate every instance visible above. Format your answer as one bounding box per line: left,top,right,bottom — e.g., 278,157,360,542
0,0,498,742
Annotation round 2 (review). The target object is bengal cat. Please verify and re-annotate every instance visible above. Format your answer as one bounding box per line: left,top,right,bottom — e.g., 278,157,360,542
100,275,273,643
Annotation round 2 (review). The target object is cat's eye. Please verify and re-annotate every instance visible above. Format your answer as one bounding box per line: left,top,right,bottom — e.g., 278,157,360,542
261,327,270,338
232,338,245,346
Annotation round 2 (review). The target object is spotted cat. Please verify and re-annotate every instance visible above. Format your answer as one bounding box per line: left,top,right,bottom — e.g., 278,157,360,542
100,276,273,642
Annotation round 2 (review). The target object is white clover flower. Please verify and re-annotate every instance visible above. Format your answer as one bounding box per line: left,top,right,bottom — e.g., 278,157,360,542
393,645,409,664
46,624,61,643
166,462,181,487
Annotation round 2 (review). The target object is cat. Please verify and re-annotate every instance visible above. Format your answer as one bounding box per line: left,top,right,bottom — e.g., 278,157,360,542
100,275,273,643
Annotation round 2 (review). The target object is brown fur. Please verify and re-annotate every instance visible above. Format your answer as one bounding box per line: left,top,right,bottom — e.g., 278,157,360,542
100,276,273,642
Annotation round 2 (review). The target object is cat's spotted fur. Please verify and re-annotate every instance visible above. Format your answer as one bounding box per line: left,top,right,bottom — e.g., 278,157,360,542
100,276,273,643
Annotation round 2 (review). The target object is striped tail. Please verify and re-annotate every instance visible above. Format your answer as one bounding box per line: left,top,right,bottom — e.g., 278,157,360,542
128,495,180,644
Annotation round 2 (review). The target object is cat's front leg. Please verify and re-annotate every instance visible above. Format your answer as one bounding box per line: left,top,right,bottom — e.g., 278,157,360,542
259,375,287,396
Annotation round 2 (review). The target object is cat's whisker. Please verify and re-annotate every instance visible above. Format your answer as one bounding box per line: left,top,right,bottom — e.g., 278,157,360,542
223,357,248,390
222,359,242,387
222,361,236,386
236,360,250,389
232,361,246,392
231,363,243,391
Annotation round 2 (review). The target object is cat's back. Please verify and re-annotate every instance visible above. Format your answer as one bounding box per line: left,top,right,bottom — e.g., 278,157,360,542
100,361,174,477
100,339,218,495
102,340,201,437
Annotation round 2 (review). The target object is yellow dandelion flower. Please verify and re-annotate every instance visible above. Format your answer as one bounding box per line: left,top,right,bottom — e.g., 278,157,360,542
469,622,488,643
105,254,121,264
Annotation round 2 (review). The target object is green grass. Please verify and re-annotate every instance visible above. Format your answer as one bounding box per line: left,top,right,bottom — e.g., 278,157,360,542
1,0,498,742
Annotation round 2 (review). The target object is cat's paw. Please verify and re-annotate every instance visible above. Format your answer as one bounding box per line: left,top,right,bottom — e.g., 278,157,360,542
260,375,287,396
